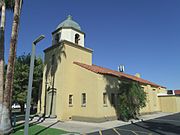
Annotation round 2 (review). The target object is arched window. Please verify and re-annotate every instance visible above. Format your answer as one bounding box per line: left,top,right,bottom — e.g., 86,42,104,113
55,32,61,44
55,34,59,43
75,33,80,44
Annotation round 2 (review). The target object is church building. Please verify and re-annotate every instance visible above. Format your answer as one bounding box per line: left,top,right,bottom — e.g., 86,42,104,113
38,15,167,122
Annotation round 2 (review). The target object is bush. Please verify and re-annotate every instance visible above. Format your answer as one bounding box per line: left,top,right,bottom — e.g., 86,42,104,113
118,81,146,121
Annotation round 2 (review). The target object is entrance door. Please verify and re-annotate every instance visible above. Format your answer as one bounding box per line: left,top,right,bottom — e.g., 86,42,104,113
46,88,56,117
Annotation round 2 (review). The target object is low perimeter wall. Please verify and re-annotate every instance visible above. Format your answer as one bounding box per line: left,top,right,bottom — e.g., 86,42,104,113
158,95,180,112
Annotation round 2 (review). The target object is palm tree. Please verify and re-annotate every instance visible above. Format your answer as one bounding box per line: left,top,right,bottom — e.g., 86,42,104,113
0,0,14,133
0,2,6,134
5,0,22,109
0,0,14,103
0,0,22,134
0,0,6,108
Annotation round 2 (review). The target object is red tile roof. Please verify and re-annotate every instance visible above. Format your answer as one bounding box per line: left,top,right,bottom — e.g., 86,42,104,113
174,90,180,95
74,62,166,88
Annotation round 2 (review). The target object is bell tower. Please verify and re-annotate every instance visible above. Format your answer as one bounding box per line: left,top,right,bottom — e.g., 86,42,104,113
52,15,85,47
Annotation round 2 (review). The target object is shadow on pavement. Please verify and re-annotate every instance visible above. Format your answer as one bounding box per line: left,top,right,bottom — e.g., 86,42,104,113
13,119,42,133
13,117,60,134
133,120,180,135
132,122,164,135
33,120,60,135
13,117,48,133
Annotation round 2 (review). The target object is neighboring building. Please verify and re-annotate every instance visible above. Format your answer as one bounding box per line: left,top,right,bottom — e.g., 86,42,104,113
38,15,167,122
166,90,180,95
174,90,180,95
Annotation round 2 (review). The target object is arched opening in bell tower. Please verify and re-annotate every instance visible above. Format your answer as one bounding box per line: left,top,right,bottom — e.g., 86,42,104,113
75,33,80,44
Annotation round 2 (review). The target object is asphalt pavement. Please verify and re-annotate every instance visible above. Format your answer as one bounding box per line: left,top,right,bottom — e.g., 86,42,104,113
88,113,180,135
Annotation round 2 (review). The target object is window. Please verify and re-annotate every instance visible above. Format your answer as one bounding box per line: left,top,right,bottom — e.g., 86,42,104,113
55,32,61,43
75,33,80,44
117,93,121,105
167,90,173,94
69,95,73,106
103,93,107,106
81,93,86,107
51,54,55,65
111,93,115,105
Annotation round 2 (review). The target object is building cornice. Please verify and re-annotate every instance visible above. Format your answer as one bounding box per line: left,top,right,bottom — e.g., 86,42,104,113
52,27,85,35
43,40,93,53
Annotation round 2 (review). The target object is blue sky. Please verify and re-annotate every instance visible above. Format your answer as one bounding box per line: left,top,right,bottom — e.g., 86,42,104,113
4,0,180,89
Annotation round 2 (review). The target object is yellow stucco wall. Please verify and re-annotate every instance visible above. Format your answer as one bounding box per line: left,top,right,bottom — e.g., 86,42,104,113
38,40,168,122
96,75,120,120
139,85,165,114
159,96,180,112
38,41,100,121
176,97,180,111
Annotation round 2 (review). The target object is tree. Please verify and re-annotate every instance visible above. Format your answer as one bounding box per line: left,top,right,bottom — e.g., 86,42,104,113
118,81,147,121
4,0,22,111
0,0,14,113
0,0,22,134
0,0,6,107
12,54,43,113
13,55,29,113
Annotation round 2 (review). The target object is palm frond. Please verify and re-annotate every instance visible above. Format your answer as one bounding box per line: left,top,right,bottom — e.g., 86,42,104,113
5,0,15,11
0,0,3,6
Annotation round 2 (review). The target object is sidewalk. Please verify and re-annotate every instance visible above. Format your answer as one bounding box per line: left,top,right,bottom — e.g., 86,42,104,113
34,112,175,134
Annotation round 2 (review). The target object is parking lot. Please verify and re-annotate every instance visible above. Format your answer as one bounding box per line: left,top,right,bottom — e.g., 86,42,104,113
88,113,180,135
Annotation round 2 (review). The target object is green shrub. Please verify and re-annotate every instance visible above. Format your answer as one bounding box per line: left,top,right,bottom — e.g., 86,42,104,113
118,81,146,121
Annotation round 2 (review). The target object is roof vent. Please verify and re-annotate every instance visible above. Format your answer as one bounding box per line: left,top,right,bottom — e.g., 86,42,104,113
118,65,125,72
135,73,141,78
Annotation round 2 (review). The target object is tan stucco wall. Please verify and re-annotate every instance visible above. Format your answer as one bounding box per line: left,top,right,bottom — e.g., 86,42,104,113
38,40,167,122
140,85,166,114
177,97,180,111
38,41,123,121
60,64,99,120
159,96,180,112
38,41,100,121
55,42,96,121
96,75,120,119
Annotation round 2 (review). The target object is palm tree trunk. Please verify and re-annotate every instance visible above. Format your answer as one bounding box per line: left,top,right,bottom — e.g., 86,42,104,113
4,0,22,111
0,0,22,134
0,1,6,133
0,2,5,108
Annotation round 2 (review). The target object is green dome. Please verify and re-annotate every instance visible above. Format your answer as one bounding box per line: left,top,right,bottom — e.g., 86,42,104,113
56,15,81,31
